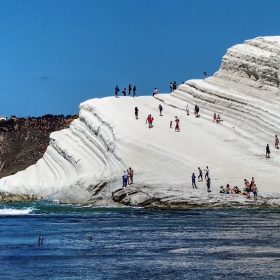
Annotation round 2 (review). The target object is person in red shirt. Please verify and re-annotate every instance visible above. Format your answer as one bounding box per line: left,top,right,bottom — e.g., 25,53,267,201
146,114,154,128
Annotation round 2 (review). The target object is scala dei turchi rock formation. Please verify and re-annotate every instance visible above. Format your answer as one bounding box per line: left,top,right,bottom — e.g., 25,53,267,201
2,36,280,207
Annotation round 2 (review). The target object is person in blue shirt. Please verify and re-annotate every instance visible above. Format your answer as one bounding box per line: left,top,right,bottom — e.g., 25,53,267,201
122,171,128,187
191,173,197,188
115,85,120,97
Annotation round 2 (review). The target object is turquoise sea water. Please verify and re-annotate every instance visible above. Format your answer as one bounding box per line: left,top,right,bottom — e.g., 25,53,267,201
0,201,280,279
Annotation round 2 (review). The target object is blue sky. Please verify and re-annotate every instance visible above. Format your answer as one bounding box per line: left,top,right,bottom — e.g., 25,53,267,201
0,0,280,117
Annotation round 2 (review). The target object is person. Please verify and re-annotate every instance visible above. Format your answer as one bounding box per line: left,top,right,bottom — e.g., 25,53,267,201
220,185,225,194
191,173,197,188
226,184,233,194
115,85,120,97
172,81,177,91
133,86,137,97
203,71,207,79
153,88,158,97
206,177,211,192
244,179,251,198
174,116,180,132
128,84,132,96
122,171,128,187
194,105,199,117
275,135,279,149
159,104,163,116
129,167,134,184
252,183,258,200
198,167,203,181
186,105,189,115
146,114,154,128
250,177,255,189
216,114,221,124
204,166,209,179
169,82,173,92
127,169,131,185
135,107,139,119
213,113,216,123
122,88,126,96
266,144,270,158
170,121,172,128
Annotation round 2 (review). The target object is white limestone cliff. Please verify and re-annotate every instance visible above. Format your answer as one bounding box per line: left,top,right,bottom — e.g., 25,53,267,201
1,36,280,207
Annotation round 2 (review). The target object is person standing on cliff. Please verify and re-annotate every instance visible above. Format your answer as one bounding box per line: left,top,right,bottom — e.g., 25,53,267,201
203,71,207,79
198,167,203,181
158,104,163,116
129,167,134,184
169,82,173,92
206,177,211,192
153,88,158,97
122,171,128,188
115,85,120,97
172,81,177,91
128,84,132,96
186,104,189,115
266,144,270,158
192,173,197,188
275,135,279,149
204,166,209,179
133,86,137,97
146,114,154,128
135,107,139,119
174,116,180,132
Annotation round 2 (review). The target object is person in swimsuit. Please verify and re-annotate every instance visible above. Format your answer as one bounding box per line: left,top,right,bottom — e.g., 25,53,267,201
174,116,180,132
252,183,258,200
129,167,134,184
133,86,137,97
213,113,216,123
275,135,279,149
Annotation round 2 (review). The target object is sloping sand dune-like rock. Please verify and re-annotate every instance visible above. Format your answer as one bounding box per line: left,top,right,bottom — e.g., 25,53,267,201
1,36,280,207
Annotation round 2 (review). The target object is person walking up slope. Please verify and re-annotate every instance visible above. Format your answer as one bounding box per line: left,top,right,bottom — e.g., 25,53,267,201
192,173,197,188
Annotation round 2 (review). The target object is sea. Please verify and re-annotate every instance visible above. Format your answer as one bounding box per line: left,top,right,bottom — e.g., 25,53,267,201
0,201,280,280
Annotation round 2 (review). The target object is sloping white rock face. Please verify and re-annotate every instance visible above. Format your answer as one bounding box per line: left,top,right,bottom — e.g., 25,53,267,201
1,36,280,207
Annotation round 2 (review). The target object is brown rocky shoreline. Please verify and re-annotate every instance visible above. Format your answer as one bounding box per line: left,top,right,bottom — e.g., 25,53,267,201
0,114,78,179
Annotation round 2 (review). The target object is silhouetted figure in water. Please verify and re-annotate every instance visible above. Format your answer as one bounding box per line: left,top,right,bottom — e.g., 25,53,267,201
89,236,93,241
38,236,44,246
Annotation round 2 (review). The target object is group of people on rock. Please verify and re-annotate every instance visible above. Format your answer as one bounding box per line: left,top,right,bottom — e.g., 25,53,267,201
213,113,221,124
115,84,137,97
169,81,177,92
191,166,211,192
220,177,258,200
122,167,134,188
